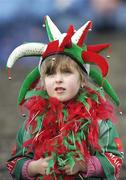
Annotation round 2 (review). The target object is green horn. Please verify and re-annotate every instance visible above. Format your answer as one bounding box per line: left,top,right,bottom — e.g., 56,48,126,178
89,67,120,106
18,67,40,105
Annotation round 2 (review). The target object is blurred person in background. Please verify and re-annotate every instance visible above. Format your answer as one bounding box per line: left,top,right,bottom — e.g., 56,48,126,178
87,0,126,32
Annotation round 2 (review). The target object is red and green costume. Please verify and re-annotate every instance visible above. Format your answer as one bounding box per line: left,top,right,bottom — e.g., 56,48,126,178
7,86,124,180
6,15,124,179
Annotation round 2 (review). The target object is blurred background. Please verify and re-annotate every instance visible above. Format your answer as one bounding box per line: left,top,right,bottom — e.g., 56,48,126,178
0,0,126,179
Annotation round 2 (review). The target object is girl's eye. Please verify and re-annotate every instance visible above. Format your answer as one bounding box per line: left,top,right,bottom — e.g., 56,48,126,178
45,69,73,76
63,70,73,74
46,72,56,76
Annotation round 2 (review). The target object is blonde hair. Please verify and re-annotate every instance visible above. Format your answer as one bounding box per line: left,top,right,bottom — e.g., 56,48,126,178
40,54,87,84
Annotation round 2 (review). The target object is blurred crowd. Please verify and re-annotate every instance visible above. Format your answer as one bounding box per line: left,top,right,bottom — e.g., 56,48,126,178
0,0,126,66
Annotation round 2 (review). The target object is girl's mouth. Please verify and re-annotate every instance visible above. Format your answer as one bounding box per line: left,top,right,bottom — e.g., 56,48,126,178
55,87,66,93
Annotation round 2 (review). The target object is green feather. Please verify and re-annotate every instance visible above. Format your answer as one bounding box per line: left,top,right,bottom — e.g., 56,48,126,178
77,95,90,111
57,157,65,167
80,120,89,130
91,94,99,103
46,158,55,175
75,150,84,160
32,115,44,134
63,137,76,150
62,109,68,119
66,154,75,170
25,89,48,100
59,175,63,180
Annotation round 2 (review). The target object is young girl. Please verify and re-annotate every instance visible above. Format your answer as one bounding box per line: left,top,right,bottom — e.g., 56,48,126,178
6,16,124,180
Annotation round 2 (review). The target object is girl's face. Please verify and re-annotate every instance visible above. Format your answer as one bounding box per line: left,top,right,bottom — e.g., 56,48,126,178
40,55,85,102
44,69,81,102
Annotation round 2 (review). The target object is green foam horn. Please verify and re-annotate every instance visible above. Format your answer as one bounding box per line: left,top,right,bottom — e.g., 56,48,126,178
89,67,120,106
18,67,40,105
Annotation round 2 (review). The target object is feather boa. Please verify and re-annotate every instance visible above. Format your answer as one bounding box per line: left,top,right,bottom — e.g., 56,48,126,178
23,87,115,179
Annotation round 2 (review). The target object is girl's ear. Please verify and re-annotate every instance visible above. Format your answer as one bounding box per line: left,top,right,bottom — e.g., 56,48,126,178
80,80,87,88
81,83,84,88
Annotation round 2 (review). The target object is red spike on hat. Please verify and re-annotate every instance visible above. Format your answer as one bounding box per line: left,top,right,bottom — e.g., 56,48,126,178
66,25,75,36
60,25,74,48
82,51,108,77
87,44,111,53
42,40,59,58
77,21,92,47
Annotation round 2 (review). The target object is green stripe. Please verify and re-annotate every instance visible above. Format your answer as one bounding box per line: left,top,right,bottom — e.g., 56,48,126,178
13,157,30,180
45,18,54,42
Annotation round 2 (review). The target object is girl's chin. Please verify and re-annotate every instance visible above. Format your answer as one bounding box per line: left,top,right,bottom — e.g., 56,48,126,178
53,95,74,102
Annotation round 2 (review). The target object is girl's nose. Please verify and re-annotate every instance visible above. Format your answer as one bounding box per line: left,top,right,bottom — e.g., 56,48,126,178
55,73,63,83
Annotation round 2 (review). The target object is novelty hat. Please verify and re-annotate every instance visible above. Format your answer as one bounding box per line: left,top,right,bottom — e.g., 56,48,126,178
6,15,119,106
